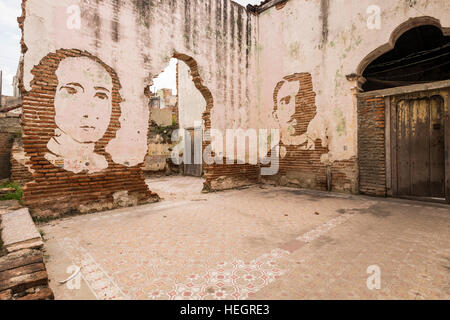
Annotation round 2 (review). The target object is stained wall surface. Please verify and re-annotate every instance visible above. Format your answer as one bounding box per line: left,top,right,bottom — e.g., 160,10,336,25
178,61,207,130
21,0,258,152
20,0,258,215
18,0,450,211
257,0,450,192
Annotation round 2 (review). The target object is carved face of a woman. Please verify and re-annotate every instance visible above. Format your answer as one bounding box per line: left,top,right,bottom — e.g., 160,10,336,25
54,57,113,144
45,56,115,174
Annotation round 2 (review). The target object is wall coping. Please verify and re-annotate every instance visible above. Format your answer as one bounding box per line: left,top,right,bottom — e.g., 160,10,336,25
247,0,288,14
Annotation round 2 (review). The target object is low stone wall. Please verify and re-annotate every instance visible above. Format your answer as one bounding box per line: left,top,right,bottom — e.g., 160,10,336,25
21,49,158,219
204,161,260,191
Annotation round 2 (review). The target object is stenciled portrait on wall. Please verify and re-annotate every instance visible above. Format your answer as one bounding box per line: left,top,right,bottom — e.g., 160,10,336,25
22,49,153,212
44,54,117,174
262,72,330,190
272,73,317,158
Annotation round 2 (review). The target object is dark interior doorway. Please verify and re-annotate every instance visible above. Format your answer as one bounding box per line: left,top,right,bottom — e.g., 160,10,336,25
363,25,450,92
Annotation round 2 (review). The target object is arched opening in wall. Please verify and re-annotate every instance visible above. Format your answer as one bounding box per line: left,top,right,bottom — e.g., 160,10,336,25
144,53,212,197
361,24,450,92
357,19,450,204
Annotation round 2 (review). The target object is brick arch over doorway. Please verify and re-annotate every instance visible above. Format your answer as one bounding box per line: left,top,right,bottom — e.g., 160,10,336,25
173,52,211,183
150,52,260,192
173,52,260,192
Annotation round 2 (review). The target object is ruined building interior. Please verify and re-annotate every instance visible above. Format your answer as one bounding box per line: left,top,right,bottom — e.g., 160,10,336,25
1,0,444,217
0,0,449,302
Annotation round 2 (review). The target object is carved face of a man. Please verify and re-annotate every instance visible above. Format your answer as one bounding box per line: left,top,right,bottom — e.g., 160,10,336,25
275,81,299,129
54,57,113,144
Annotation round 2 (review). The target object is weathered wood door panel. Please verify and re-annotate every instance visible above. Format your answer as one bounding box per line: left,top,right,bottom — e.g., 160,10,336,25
410,98,430,196
395,95,445,198
430,96,445,197
396,99,411,195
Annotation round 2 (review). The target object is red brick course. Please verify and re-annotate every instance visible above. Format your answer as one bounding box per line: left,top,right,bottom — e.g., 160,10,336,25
20,49,157,217
9,139,33,185
357,95,386,196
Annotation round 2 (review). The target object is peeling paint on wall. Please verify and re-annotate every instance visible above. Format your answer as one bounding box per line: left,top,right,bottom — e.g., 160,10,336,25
18,0,450,201
21,49,157,217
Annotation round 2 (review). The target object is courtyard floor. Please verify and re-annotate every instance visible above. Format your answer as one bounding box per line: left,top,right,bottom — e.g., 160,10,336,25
39,176,449,300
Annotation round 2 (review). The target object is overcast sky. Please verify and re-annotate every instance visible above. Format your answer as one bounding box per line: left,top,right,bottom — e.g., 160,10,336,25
0,0,21,96
233,0,263,6
0,0,262,96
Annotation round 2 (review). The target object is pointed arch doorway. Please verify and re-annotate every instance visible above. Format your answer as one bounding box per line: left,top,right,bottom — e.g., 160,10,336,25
357,19,450,203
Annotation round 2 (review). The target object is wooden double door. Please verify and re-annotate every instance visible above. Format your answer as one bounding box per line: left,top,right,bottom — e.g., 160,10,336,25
390,90,449,201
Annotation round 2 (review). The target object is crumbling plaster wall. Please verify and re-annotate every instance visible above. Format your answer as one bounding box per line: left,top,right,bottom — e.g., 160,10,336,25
257,0,450,191
20,0,259,201
20,0,449,199
178,61,207,130
22,0,258,160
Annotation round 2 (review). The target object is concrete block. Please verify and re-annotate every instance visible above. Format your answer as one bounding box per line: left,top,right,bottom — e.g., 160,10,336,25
0,208,43,253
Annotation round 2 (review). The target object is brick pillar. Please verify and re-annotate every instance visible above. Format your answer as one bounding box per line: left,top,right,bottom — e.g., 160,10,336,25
357,95,387,196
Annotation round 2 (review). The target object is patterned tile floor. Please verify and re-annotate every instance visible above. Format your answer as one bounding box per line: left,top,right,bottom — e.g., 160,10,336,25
40,177,450,300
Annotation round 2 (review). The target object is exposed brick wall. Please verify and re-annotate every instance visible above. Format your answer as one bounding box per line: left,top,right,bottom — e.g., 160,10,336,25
21,49,158,218
275,73,329,190
264,73,357,193
357,95,386,196
10,139,33,185
273,140,330,190
266,147,357,194
331,157,358,194
9,158,32,185
0,116,21,180
204,160,260,191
